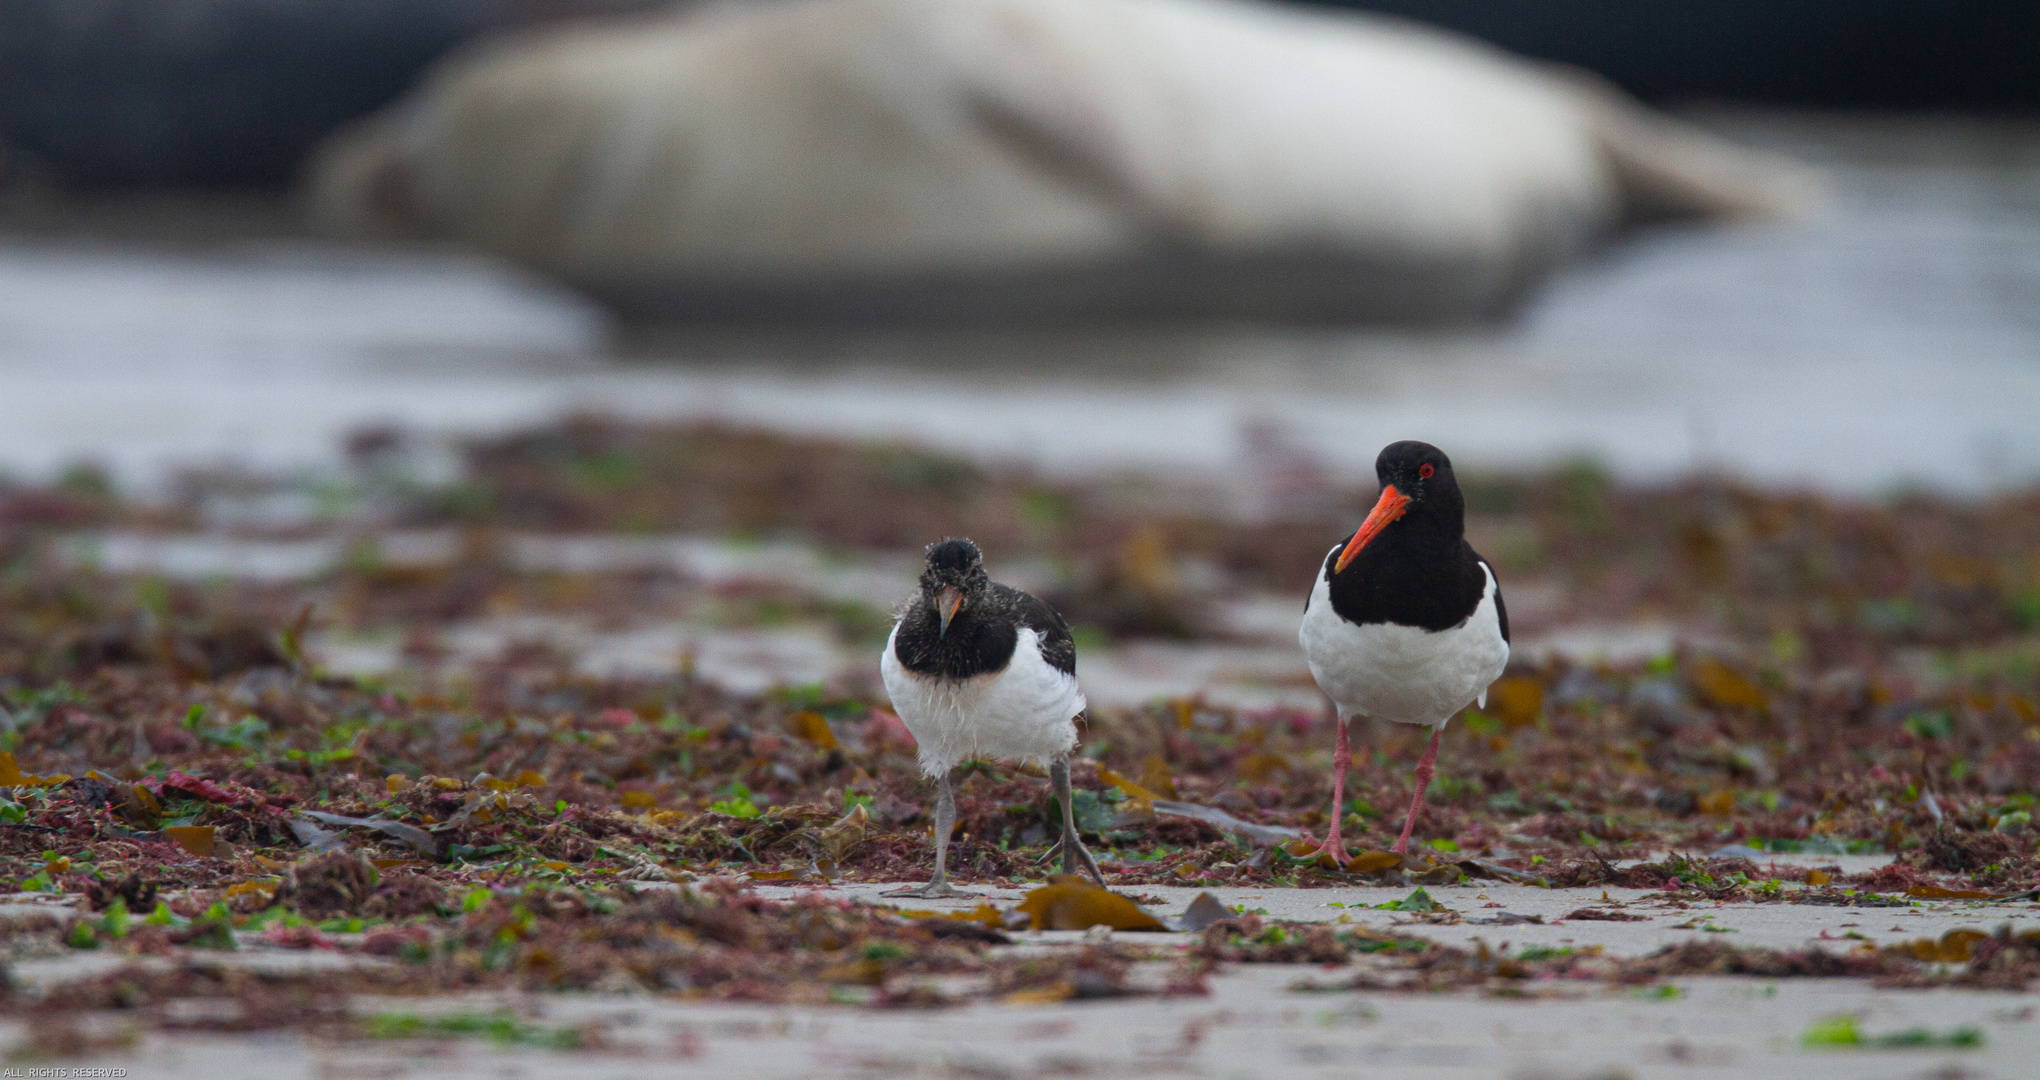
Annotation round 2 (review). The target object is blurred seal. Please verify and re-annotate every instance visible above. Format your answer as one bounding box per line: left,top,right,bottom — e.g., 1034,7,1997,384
309,0,1821,323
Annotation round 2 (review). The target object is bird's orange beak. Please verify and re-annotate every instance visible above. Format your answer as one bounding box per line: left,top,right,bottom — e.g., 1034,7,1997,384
935,586,963,636
1333,485,1411,573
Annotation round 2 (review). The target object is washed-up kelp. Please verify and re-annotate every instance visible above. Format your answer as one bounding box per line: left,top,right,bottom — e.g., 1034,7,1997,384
1,422,2037,897
0,419,2035,1053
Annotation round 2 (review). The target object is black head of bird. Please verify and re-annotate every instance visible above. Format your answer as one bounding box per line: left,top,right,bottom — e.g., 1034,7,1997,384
1332,440,1465,574
919,538,989,637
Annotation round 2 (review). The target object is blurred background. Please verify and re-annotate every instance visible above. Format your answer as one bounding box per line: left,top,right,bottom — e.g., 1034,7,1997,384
0,0,2035,494
0,0,2037,714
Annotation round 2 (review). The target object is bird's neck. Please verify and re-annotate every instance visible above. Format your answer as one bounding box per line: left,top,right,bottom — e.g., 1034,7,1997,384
1326,502,1475,627
897,594,1017,679
1380,500,1463,557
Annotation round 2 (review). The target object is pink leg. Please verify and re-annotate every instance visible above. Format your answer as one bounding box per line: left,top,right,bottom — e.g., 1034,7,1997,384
1310,719,1354,866
1391,728,1443,854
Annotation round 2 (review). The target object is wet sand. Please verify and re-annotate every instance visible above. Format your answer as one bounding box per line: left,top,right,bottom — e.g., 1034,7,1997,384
7,870,2036,1079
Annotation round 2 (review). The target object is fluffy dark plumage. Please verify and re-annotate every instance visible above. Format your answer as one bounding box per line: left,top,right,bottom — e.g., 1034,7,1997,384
893,539,1076,679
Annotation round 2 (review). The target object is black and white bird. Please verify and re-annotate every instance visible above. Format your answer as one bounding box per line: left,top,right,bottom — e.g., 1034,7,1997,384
880,538,1106,897
1299,441,1509,859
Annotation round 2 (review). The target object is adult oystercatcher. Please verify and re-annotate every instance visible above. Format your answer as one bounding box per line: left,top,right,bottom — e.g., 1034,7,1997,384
1299,441,1509,860
880,539,1106,897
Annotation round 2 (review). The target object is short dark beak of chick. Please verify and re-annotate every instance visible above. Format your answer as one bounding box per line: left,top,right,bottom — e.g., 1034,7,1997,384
935,586,963,637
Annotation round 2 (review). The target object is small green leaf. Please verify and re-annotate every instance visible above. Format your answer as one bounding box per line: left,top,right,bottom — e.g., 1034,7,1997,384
1903,712,1954,741
99,898,129,939
1380,888,1437,912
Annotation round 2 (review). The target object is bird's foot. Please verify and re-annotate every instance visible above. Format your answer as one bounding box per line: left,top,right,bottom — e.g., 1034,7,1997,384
1303,832,1353,869
882,880,979,899
1044,836,1108,888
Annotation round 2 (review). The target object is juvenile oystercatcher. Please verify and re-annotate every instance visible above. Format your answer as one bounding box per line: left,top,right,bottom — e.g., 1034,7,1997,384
1300,441,1509,860
881,539,1105,897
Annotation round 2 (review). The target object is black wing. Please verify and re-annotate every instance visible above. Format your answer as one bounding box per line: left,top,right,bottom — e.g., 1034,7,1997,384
1002,585,1077,676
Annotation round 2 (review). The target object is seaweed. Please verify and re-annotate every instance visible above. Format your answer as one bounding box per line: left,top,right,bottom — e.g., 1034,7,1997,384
0,417,2034,1052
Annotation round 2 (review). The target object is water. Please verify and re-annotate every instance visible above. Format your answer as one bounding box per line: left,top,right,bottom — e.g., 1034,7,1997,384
1,113,2036,495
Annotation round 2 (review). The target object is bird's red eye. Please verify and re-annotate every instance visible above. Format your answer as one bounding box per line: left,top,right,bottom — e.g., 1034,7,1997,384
1419,463,1434,479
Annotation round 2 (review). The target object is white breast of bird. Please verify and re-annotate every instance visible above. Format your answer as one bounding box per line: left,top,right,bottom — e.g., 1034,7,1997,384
1300,560,1510,727
880,625,1085,775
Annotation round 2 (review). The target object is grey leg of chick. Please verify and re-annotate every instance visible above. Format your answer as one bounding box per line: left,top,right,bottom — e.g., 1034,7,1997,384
1049,756,1107,887
885,767,977,898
